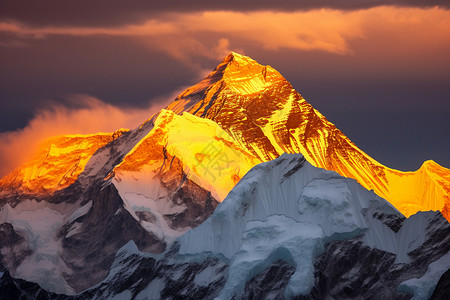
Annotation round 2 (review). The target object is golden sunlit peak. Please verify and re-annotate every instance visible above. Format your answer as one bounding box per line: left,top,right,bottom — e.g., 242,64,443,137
220,52,284,95
166,52,285,114
222,52,256,65
112,128,130,139
421,160,441,168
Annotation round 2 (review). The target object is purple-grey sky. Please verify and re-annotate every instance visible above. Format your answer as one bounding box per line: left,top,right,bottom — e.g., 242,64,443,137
0,1,449,176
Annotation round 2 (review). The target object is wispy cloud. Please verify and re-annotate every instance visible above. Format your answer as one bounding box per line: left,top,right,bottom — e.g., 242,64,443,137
0,92,182,178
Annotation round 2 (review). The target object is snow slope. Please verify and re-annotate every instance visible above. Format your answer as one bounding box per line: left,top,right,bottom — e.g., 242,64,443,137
114,109,259,203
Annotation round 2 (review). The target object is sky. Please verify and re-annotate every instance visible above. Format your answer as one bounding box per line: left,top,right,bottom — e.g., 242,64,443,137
0,1,449,177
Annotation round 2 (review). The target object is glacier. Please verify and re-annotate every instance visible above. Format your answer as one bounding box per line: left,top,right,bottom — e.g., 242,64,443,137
0,200,75,294
398,252,450,300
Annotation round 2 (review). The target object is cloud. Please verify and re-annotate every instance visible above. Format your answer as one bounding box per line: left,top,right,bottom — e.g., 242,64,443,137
1,0,448,27
2,7,450,60
0,10,366,56
0,20,175,38
0,92,183,178
181,10,364,54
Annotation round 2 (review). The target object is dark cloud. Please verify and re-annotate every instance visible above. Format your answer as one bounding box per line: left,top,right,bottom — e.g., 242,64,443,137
1,0,448,27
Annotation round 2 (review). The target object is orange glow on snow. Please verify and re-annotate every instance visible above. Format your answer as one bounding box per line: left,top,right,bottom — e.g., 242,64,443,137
0,134,114,195
115,109,260,201
166,52,450,221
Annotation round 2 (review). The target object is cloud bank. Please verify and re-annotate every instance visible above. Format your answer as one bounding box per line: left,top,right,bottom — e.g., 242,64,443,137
1,7,449,61
1,0,448,27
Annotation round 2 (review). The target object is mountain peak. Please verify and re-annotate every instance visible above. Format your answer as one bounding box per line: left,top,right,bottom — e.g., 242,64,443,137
222,51,257,65
166,52,285,114
219,53,283,95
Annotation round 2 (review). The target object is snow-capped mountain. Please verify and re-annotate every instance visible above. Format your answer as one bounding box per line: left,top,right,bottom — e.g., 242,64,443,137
166,52,450,219
0,52,449,296
70,154,450,299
